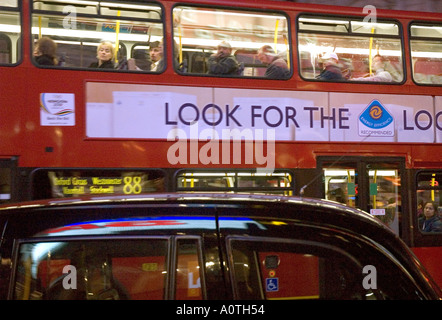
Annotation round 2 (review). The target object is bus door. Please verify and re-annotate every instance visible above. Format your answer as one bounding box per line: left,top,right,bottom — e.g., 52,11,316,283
0,157,16,204
318,156,406,239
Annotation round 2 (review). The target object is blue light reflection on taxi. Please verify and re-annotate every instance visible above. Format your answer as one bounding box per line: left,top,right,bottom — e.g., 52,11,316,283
37,216,267,237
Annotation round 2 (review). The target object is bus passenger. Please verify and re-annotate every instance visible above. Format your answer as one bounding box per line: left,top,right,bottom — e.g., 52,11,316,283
149,41,163,71
257,45,290,79
89,41,116,69
33,37,58,66
207,41,240,75
419,201,442,232
352,55,392,82
133,49,151,70
316,52,343,81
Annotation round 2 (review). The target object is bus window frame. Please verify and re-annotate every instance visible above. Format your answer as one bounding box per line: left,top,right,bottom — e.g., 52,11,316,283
409,21,442,86
414,170,442,239
296,13,406,85
171,3,293,80
0,2,22,67
174,168,295,194
29,0,165,72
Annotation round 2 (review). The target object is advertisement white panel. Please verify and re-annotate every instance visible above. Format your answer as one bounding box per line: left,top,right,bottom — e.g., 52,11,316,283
85,82,441,143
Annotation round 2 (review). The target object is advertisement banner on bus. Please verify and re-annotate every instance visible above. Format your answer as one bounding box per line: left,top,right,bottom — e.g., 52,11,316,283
84,82,441,143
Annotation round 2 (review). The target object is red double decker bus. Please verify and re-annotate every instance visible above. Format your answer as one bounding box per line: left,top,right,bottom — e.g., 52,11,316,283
0,0,441,289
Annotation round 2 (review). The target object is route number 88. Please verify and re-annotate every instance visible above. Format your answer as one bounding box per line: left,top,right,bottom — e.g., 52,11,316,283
123,176,142,194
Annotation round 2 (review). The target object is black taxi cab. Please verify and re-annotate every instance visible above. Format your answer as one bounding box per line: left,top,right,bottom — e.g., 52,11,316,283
0,193,440,300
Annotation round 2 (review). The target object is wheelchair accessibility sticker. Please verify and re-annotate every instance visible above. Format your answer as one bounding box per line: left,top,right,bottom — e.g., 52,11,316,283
266,278,279,292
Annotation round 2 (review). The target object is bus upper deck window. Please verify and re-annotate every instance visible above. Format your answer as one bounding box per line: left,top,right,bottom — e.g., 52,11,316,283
31,0,163,71
410,24,442,85
0,1,20,65
172,6,291,79
298,15,403,83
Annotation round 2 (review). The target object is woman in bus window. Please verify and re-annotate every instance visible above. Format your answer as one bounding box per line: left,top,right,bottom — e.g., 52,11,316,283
89,41,116,69
33,37,58,66
419,201,442,232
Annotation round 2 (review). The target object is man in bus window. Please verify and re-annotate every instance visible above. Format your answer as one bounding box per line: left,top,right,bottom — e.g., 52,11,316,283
316,52,343,81
150,41,163,72
207,41,240,75
352,55,392,82
257,45,290,79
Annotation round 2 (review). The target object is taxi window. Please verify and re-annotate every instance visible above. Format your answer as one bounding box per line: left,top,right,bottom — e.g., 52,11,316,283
175,238,203,300
13,236,206,300
228,236,427,300
31,0,163,71
229,239,368,300
298,15,403,83
0,1,20,65
416,172,442,233
172,5,291,79
410,23,442,85
14,239,169,300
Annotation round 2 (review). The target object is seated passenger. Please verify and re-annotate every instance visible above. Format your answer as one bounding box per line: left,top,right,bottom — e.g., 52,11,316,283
418,201,442,232
316,52,343,81
89,41,116,69
133,49,151,70
352,55,392,82
257,45,290,79
207,41,240,75
33,37,58,66
149,41,163,71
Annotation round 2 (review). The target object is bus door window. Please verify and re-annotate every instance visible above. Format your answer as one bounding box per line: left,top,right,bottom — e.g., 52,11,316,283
323,167,358,207
410,23,442,85
0,158,16,204
297,15,403,82
320,158,404,237
172,6,291,79
31,1,163,71
0,1,20,64
367,168,401,235
0,167,11,204
416,172,442,233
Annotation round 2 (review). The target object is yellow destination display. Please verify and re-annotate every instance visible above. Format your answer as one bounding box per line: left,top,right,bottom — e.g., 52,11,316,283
51,175,146,196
